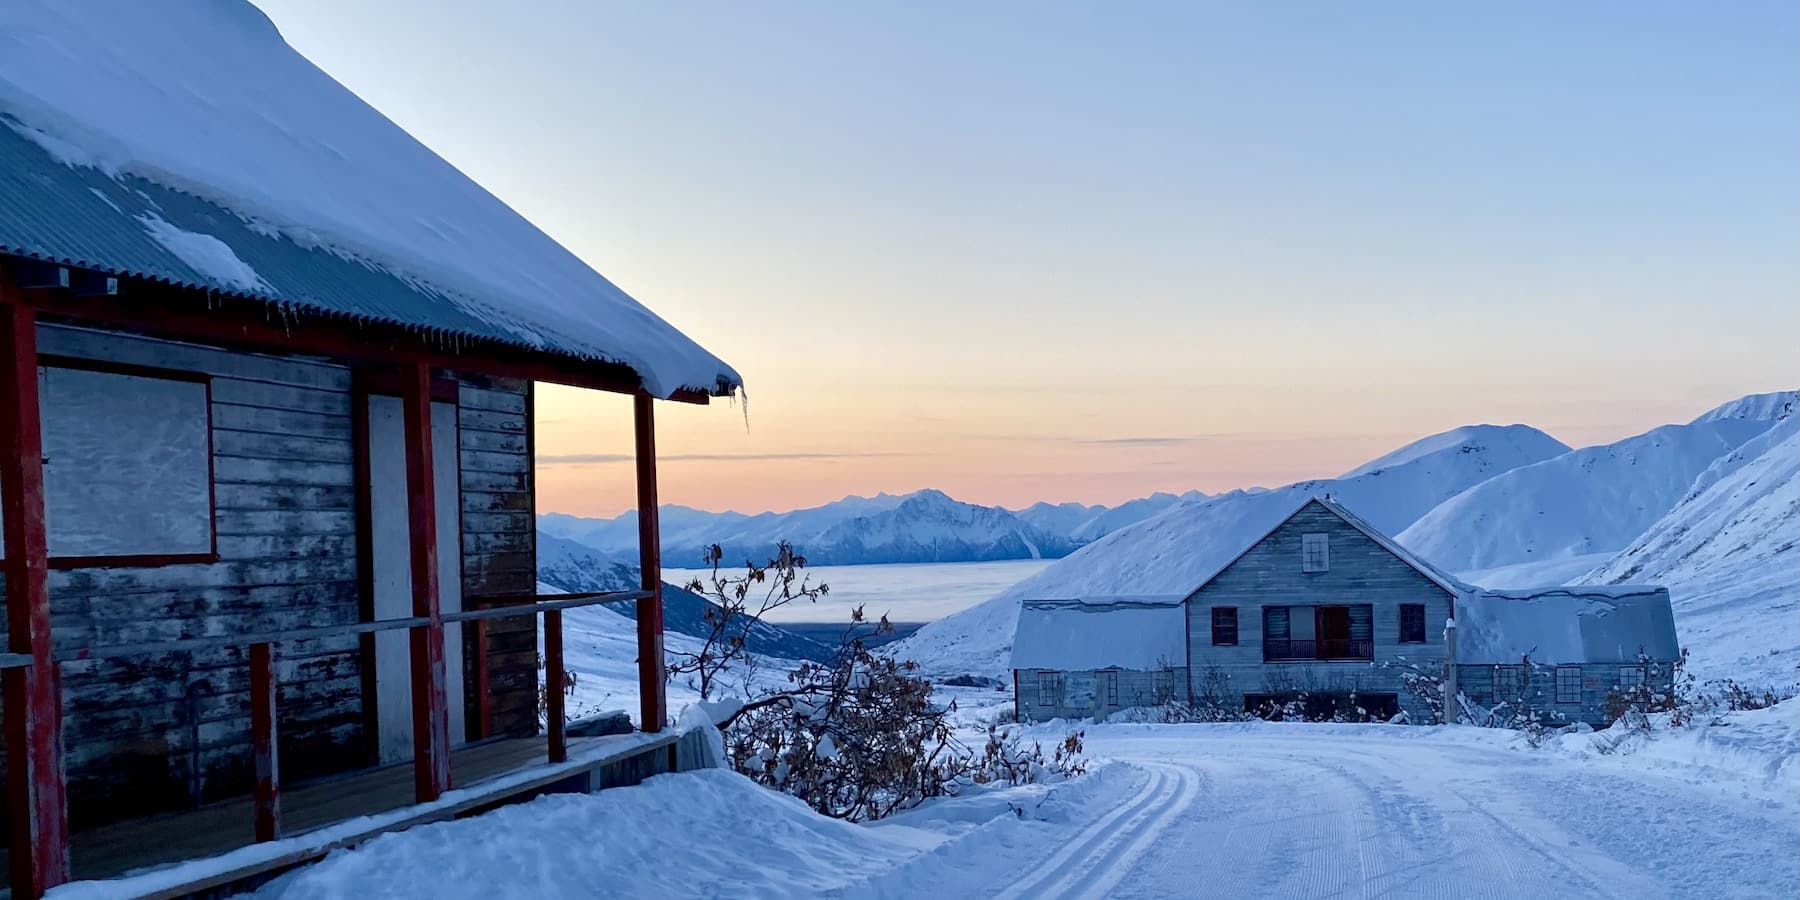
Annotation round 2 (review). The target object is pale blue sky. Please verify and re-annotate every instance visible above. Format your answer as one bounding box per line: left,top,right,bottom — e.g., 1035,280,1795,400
253,1,1797,514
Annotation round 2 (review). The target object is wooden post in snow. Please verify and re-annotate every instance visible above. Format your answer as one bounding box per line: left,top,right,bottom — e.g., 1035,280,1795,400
545,609,567,763
0,296,71,894
634,393,667,733
403,363,452,801
1443,617,1459,725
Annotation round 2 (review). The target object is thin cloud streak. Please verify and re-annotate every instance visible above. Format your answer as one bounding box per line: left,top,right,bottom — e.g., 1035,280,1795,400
539,450,915,466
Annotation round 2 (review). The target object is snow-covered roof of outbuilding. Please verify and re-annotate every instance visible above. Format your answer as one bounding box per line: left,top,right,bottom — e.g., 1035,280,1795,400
1455,586,1678,666
0,1,739,399
1010,597,1187,671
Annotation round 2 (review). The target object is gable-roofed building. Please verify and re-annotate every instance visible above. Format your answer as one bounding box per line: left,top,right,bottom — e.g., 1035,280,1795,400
1011,497,1679,727
0,2,732,893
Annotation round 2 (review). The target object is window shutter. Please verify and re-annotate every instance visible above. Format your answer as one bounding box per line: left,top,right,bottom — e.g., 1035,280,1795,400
1348,605,1372,641
1263,606,1289,640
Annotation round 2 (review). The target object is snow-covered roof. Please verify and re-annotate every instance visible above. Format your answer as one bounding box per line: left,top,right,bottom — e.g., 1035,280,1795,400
1455,586,1678,665
0,1,738,398
1010,599,1186,671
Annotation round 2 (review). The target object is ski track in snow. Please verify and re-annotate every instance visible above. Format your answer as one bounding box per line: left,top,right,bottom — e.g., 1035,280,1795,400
917,729,1793,900
990,761,1202,900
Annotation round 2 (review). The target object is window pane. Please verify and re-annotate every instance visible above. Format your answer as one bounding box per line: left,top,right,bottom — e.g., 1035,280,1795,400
40,367,212,557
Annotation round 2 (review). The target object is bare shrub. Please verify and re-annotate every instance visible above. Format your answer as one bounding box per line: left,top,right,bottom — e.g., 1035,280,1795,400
671,541,828,701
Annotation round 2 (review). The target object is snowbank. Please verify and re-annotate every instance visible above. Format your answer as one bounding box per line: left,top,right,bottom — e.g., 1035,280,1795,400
253,769,925,899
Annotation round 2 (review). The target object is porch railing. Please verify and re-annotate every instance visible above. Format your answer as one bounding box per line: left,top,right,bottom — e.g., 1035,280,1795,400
0,589,648,844
1261,638,1374,662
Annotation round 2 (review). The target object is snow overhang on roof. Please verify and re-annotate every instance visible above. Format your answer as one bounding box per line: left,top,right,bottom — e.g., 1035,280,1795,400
0,1,740,399
1455,586,1678,666
1010,598,1187,671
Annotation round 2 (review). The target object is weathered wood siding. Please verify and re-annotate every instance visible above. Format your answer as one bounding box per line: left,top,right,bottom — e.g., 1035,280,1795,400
1014,667,1189,723
452,373,538,740
1184,501,1454,722
1455,662,1672,727
0,325,541,828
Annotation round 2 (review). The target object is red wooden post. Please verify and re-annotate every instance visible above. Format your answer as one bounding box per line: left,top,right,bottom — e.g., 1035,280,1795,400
472,618,491,740
633,393,667,733
0,297,71,894
544,609,567,763
250,641,281,842
402,363,452,802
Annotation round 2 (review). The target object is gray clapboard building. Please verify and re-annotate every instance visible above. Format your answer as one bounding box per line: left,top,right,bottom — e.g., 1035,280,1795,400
1012,497,1679,725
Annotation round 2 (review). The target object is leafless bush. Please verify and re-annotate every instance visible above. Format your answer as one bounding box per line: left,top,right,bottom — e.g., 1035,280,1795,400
671,541,828,701
716,601,1086,822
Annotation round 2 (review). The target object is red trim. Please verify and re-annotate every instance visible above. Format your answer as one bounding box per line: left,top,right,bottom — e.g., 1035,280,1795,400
7,354,222,569
545,609,567,763
402,363,452,801
633,394,667,733
361,367,460,403
0,297,71,893
10,267,718,403
47,552,218,570
250,641,282,842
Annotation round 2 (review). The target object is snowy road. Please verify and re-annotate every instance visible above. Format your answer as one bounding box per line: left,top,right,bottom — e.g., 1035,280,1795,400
244,715,1798,900
963,726,1797,900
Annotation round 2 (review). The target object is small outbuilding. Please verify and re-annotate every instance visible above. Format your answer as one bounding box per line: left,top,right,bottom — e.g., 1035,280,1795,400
1011,596,1189,722
1452,586,1680,725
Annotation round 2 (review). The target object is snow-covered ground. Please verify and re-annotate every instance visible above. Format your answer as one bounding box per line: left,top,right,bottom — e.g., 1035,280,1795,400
251,699,1800,900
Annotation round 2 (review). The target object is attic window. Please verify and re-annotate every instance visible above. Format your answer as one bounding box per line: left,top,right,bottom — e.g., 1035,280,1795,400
1,361,216,565
1301,533,1330,573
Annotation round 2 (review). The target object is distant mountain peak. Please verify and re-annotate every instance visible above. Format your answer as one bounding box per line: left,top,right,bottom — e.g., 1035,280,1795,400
1689,390,1798,426
1340,424,1570,479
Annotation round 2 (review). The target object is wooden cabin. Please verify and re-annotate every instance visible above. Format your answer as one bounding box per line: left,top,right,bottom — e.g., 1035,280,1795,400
0,3,740,894
1013,497,1680,727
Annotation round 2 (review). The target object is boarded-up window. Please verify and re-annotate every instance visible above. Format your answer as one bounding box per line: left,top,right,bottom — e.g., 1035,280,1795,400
1301,533,1329,572
1211,606,1238,645
1,363,214,561
1153,669,1175,704
1556,666,1582,704
1398,604,1426,643
1494,665,1522,702
1037,672,1062,705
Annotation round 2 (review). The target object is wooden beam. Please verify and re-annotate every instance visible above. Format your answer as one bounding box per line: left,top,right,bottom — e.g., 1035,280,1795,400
545,609,567,763
0,295,71,894
10,260,68,290
250,641,282,842
68,270,118,297
402,362,452,801
634,394,668,733
6,264,721,403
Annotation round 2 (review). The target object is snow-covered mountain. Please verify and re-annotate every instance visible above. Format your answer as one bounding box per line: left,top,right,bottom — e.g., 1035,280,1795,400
1582,415,1798,686
1395,417,1777,574
887,423,1571,677
539,487,1206,568
536,530,832,662
1688,390,1798,425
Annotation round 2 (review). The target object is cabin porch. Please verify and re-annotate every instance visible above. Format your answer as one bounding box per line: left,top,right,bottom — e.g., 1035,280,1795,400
0,272,688,896
0,729,702,897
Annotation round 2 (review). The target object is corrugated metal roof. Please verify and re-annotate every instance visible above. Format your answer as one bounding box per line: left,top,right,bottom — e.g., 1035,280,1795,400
0,118,564,355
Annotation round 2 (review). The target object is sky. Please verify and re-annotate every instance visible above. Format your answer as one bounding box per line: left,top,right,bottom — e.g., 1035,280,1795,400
251,1,1798,517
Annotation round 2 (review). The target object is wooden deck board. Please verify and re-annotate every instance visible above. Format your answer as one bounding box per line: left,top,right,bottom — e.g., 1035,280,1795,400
5,736,585,889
